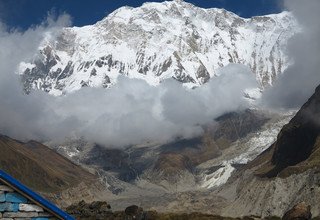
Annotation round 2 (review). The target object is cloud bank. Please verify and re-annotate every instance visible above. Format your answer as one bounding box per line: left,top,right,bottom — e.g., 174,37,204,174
0,15,257,147
2,0,319,148
261,0,320,109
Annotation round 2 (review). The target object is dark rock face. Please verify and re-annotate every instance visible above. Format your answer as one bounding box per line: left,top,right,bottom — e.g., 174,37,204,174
214,109,269,145
82,145,140,182
125,205,144,219
282,202,312,220
266,85,320,177
196,63,210,84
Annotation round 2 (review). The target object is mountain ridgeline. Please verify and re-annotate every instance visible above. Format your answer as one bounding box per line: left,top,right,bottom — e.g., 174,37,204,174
254,84,320,177
19,0,298,95
0,134,94,193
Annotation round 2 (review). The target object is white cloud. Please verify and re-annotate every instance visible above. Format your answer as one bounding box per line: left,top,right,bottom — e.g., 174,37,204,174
261,0,320,109
0,15,257,147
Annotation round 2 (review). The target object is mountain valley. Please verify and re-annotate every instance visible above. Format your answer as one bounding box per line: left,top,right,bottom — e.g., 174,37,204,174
45,108,294,213
1,0,320,219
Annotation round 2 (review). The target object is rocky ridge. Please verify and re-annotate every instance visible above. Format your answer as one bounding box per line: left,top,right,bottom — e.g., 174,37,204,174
0,134,111,208
218,85,320,217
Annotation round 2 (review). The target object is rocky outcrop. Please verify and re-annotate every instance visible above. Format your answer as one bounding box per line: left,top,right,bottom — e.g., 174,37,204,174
66,201,149,220
213,109,269,149
282,202,312,220
271,85,320,176
66,200,113,219
149,152,195,187
255,84,320,177
125,205,144,219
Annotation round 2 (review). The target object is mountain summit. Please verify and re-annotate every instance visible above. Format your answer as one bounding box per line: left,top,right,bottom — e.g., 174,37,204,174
20,1,298,95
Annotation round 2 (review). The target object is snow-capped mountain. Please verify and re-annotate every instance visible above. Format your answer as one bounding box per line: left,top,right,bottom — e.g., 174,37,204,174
19,0,298,95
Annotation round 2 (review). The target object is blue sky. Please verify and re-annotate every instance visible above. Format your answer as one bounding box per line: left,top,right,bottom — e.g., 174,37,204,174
0,0,284,29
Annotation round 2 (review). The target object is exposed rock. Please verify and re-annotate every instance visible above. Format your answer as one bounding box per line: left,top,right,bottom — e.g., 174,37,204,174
152,153,194,183
66,200,113,219
67,201,150,220
125,205,144,218
282,202,312,220
213,109,269,149
255,84,320,177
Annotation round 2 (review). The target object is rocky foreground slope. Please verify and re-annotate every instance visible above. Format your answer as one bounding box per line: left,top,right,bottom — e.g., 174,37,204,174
19,0,298,95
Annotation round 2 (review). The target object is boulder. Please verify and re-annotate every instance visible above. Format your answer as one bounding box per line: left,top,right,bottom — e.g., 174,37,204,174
125,205,144,219
66,200,112,218
282,202,312,220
